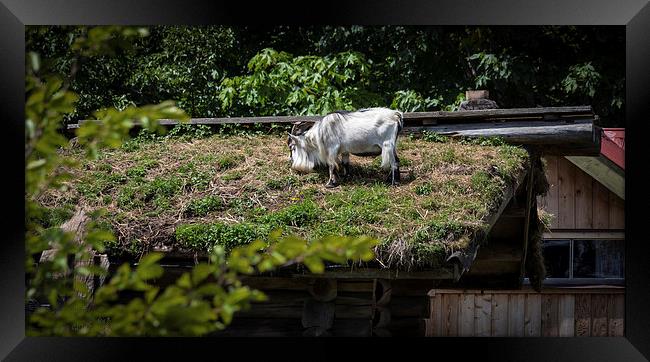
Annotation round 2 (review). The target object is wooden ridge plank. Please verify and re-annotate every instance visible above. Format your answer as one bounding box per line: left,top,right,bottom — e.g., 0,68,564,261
67,106,594,129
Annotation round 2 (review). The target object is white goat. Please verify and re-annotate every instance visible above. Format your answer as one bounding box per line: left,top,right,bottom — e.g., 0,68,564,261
287,107,403,188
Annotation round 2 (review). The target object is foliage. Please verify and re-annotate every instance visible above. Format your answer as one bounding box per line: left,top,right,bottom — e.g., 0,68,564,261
26,25,625,126
28,233,377,336
217,48,378,116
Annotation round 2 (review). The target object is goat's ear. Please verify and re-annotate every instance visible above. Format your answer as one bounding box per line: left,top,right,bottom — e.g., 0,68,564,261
289,134,301,143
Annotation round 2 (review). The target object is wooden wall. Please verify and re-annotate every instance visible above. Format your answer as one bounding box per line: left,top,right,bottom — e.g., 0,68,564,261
426,287,624,337
538,156,624,230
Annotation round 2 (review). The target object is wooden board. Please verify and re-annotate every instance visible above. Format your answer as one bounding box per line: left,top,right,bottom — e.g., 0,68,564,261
442,294,459,336
558,294,575,336
592,181,611,229
609,192,625,229
491,294,509,337
574,168,594,229
459,294,475,337
557,157,576,229
591,294,609,336
474,294,492,337
508,294,525,336
541,294,559,336
607,294,624,336
428,294,442,337
575,294,592,336
524,294,542,337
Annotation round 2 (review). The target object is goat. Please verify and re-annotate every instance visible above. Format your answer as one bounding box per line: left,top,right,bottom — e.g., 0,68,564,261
287,107,403,188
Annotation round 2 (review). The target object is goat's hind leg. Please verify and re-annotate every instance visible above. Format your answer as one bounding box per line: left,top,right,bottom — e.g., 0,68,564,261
392,148,401,184
381,141,400,186
341,153,350,177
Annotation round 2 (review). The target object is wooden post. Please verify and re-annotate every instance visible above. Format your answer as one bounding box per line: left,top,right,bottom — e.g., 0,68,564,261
309,278,337,302
372,278,392,333
302,298,335,333
38,207,110,297
519,161,536,284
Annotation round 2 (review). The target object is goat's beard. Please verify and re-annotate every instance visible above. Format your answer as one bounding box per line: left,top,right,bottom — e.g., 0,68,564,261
290,148,318,173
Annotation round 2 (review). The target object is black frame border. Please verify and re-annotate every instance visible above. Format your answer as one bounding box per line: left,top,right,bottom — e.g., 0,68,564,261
2,0,649,360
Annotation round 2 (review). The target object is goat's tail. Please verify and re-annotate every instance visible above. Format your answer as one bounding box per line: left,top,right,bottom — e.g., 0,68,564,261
395,110,404,133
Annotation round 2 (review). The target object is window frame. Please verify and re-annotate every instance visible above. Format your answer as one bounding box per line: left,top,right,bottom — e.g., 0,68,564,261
524,230,625,286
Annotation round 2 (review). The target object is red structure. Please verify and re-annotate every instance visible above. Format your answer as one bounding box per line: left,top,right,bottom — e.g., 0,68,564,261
601,128,625,170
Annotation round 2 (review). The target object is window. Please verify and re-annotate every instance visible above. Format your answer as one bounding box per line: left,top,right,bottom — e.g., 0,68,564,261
538,236,624,285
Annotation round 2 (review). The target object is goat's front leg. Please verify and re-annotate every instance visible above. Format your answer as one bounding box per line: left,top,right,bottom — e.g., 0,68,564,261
325,163,340,188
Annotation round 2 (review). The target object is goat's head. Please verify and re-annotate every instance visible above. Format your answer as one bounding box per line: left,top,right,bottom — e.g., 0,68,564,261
287,122,313,162
287,133,315,173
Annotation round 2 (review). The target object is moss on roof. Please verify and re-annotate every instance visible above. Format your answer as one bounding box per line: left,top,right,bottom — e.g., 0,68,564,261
39,132,530,270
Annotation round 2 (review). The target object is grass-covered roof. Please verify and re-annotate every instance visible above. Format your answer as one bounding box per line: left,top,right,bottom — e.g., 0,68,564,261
38,130,531,271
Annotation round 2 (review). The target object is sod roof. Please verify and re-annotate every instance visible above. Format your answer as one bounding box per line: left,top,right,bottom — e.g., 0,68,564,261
38,132,531,271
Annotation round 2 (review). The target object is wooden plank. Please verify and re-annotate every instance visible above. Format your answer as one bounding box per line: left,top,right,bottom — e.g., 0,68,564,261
491,294,509,337
557,157,576,229
574,168,594,229
575,294,592,336
428,293,442,337
541,294,559,336
591,294,609,336
543,156,560,229
338,280,374,293
334,296,373,319
292,267,455,280
459,294,475,337
508,294,525,336
593,181,611,229
240,276,308,291
403,122,598,155
524,294,542,337
70,106,594,129
431,286,624,294
441,294,459,336
403,106,593,120
474,294,492,337
543,231,624,240
609,192,625,229
558,294,575,337
607,294,625,336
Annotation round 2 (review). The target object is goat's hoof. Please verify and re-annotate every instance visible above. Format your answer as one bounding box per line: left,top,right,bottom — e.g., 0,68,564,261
325,182,339,188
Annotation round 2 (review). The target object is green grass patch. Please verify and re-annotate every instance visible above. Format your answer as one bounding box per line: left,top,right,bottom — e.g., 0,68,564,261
184,195,224,217
175,222,266,251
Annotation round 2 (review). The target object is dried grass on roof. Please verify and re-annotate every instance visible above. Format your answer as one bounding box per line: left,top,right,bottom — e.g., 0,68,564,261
39,132,531,270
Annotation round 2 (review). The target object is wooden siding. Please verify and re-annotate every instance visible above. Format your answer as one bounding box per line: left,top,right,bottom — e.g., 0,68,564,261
426,287,624,337
538,156,624,230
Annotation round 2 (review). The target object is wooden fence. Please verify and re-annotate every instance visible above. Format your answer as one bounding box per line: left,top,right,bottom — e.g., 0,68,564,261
425,287,624,337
